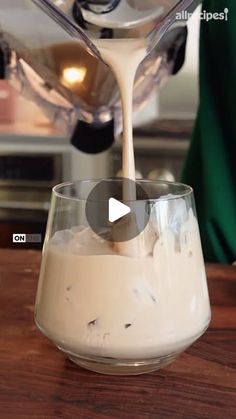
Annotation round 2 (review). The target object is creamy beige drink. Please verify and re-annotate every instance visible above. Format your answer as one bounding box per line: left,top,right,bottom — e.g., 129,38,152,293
36,207,210,359
35,38,211,366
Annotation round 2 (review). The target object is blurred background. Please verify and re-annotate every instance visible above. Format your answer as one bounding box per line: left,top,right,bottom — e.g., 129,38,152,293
0,6,200,249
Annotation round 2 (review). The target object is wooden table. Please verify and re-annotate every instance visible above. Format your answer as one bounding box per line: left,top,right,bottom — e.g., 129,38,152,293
0,250,235,419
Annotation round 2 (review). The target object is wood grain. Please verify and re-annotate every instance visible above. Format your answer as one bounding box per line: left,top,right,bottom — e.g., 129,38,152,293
0,249,235,419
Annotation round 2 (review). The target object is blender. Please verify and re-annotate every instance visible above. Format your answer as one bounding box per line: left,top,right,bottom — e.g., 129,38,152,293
0,0,200,152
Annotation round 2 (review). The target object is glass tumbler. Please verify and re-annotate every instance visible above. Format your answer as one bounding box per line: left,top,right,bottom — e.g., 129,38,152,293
35,179,211,375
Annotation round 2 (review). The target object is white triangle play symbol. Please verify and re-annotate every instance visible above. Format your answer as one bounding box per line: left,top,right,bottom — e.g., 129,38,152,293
108,198,131,223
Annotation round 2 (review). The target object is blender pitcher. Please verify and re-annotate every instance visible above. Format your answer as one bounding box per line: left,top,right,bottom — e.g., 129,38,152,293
0,0,200,152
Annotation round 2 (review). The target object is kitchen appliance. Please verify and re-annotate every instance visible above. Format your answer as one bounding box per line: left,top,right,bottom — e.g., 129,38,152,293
0,0,200,153
0,132,71,248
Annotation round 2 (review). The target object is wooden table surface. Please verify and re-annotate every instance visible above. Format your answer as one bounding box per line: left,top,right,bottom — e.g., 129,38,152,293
0,249,235,419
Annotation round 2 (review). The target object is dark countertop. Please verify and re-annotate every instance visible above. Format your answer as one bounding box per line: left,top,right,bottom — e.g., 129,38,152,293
0,249,235,419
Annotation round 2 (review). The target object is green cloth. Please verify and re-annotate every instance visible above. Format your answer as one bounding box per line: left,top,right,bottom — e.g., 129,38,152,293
182,0,236,263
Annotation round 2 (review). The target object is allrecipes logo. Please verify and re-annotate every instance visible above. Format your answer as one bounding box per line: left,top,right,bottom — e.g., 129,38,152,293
176,8,229,22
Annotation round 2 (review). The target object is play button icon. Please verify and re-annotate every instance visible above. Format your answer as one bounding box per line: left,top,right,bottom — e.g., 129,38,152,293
85,178,150,242
108,198,131,223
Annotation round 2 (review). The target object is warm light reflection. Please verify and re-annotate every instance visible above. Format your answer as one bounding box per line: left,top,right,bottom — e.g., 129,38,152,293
61,66,87,86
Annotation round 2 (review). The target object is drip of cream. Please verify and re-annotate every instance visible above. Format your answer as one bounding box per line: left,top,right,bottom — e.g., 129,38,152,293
93,39,147,181
93,39,148,256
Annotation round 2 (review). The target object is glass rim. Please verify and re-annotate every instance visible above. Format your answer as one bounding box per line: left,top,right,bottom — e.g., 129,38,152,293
52,178,193,203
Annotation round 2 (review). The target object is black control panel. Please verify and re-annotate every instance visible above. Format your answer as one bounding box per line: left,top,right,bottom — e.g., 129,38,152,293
0,155,56,182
